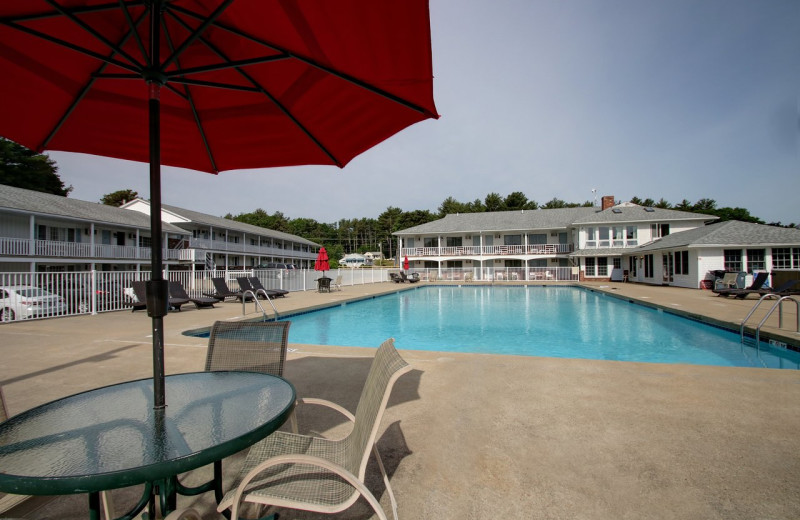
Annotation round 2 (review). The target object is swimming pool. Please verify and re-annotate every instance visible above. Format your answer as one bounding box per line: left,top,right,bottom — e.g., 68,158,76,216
200,286,800,369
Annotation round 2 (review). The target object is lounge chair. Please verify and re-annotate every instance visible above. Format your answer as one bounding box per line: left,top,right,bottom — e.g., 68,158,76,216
249,276,288,298
756,278,800,296
204,277,251,302
217,338,411,520
388,272,402,283
714,272,769,299
130,281,189,312
168,281,217,309
205,320,291,377
399,272,420,283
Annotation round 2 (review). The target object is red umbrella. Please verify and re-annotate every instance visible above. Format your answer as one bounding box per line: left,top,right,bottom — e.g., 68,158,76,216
0,1,438,408
314,247,330,275
403,256,410,271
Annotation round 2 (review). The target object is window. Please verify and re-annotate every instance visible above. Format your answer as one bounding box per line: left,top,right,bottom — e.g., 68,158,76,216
528,233,547,245
674,250,689,275
597,257,608,276
446,236,462,247
612,257,622,269
598,227,610,247
612,227,624,247
473,236,481,246
772,247,800,269
406,238,415,248
746,249,765,273
423,237,437,248
586,227,597,247
629,256,637,277
644,254,654,278
723,249,742,272
626,226,638,246
585,257,596,276
651,223,670,238
504,234,521,246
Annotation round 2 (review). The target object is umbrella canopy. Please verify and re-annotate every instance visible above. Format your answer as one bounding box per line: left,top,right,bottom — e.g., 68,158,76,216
0,1,438,407
314,247,329,274
403,256,410,270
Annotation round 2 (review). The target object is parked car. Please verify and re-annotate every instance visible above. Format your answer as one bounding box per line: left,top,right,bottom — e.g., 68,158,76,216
0,286,67,322
256,263,298,277
49,279,124,313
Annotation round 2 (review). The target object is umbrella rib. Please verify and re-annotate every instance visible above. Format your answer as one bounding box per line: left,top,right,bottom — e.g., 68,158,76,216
164,55,290,78
0,1,144,23
165,10,344,166
43,0,144,69
161,24,218,173
168,4,437,119
161,0,234,71
1,20,141,75
39,9,150,152
168,78,261,92
118,0,150,67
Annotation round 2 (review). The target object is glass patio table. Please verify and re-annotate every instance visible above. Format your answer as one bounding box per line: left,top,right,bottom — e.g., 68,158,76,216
0,371,295,519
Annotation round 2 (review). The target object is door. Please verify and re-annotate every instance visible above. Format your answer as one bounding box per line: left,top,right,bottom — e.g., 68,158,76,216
662,252,674,283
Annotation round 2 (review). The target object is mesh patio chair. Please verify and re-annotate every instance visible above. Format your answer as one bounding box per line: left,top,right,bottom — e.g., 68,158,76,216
0,387,30,515
217,338,411,520
205,320,292,377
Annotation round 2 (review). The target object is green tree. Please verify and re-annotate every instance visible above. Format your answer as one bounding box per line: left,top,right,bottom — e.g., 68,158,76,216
542,197,567,209
654,198,671,209
101,189,138,206
504,191,531,211
629,196,643,205
0,137,71,196
484,192,504,212
674,199,692,211
377,207,403,260
438,196,470,217
692,198,717,213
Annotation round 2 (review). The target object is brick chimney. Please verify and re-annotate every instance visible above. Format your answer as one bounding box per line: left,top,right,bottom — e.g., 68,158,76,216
601,195,615,211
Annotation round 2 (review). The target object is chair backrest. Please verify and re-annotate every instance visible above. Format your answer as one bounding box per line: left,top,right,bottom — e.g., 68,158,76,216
343,338,411,479
334,275,342,284
131,280,145,299
205,321,291,376
211,277,234,295
749,272,769,290
236,277,254,293
248,277,265,291
169,281,190,299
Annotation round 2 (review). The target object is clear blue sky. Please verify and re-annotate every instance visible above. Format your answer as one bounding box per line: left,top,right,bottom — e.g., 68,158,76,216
52,0,800,225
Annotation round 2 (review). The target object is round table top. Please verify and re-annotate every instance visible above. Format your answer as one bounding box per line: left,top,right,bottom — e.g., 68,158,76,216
0,371,295,495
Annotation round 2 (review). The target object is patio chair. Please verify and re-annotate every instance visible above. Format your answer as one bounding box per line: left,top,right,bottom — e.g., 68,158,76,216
249,276,289,298
399,272,420,283
713,272,744,291
205,320,291,377
388,272,402,283
756,278,800,296
204,277,251,302
130,281,189,312
331,275,343,291
217,338,412,520
169,281,217,309
714,272,770,299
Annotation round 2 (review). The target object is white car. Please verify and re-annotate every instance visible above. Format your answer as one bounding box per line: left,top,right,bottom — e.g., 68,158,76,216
0,286,67,322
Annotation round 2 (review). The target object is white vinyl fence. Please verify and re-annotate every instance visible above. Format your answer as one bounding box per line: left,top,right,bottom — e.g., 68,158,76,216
0,266,578,322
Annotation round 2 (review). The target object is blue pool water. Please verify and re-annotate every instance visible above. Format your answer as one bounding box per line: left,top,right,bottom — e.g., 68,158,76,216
208,286,800,369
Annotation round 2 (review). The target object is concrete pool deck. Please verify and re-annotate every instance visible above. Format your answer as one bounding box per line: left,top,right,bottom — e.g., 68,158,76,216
1,281,799,519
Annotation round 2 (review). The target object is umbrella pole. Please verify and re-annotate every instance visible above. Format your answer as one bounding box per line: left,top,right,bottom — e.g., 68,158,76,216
146,4,168,410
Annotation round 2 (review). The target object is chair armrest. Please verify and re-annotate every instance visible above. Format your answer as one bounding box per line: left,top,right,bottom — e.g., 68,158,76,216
290,397,354,434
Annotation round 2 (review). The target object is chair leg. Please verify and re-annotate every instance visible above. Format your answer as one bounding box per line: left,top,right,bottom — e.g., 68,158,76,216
373,445,399,520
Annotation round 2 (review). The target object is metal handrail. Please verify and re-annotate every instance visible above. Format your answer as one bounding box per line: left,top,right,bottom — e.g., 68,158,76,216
240,289,279,321
740,294,800,347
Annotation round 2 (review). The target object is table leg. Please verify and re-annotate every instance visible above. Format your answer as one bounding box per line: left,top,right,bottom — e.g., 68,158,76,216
88,492,101,520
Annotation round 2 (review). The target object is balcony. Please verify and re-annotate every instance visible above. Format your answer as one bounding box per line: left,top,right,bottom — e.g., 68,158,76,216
400,243,574,258
0,237,183,261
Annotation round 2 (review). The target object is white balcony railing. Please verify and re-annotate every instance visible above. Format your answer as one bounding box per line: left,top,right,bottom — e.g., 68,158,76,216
400,243,574,258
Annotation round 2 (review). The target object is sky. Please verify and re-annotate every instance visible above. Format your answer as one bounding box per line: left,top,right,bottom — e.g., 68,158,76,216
51,0,800,225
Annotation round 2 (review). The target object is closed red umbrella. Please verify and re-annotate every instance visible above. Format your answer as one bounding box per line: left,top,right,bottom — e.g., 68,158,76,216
314,247,330,275
0,1,438,408
403,256,410,271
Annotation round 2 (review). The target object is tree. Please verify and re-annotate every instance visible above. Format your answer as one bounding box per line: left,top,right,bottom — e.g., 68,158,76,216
542,197,567,209
377,207,403,260
654,198,671,209
504,191,531,211
484,192,504,212
438,196,470,217
101,189,138,206
0,137,72,196
692,198,717,213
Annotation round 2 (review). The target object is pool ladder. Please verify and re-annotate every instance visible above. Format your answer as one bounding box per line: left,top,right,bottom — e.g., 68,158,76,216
241,289,280,321
740,294,800,348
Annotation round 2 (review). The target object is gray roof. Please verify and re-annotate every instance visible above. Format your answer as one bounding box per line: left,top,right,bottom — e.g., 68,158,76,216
0,184,188,234
571,203,718,224
570,247,631,258
636,220,800,252
161,203,320,247
394,207,599,235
